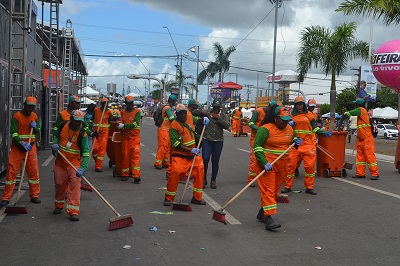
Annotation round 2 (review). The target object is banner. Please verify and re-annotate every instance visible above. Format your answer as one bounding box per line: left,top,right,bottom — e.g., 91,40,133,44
360,65,377,102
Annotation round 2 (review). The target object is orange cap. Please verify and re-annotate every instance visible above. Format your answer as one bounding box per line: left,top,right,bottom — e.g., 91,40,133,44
125,95,134,102
175,104,187,112
294,96,305,104
25,96,37,106
101,97,108,102
308,99,317,106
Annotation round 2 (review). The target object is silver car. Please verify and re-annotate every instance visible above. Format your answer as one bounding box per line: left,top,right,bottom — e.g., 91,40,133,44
376,124,398,139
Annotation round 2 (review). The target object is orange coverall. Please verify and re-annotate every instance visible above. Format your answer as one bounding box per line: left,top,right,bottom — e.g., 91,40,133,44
120,107,141,179
2,111,40,201
92,107,113,170
295,111,318,170
154,106,174,168
253,123,294,217
247,107,266,183
165,120,204,202
231,109,242,136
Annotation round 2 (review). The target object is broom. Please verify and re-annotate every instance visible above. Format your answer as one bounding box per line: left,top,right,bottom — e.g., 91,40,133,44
343,143,356,170
57,151,133,230
316,144,335,161
4,128,33,214
212,142,296,225
172,125,206,211
276,193,290,203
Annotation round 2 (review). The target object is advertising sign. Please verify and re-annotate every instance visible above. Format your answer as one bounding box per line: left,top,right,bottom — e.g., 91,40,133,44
360,65,377,102
210,88,231,102
171,88,179,100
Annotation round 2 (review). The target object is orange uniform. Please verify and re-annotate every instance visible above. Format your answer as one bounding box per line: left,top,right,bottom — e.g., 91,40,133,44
92,107,113,170
154,105,175,168
231,108,242,136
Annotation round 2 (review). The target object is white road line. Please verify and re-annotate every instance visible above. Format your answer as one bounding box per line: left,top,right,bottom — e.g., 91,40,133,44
332,177,400,200
236,148,250,153
42,155,54,166
202,192,242,225
151,153,156,157
140,143,145,146
0,191,26,222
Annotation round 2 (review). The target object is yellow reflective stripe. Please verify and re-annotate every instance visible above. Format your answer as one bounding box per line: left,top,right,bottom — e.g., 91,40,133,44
356,162,366,165
132,166,140,170
249,122,255,126
233,116,240,119
263,148,289,155
313,127,320,132
66,204,80,211
5,180,16,185
287,173,294,179
55,199,64,204
294,129,313,134
368,162,378,167
28,179,40,184
305,172,315,178
12,133,19,138
183,140,195,146
254,147,264,153
193,188,203,193
93,124,110,128
163,117,169,120
248,172,256,176
172,140,180,147
165,190,176,196
168,115,174,120
54,126,58,131
133,122,138,127
263,204,277,211
155,159,162,163
357,123,370,129
122,168,129,173
97,156,104,161
82,152,90,157
59,146,80,155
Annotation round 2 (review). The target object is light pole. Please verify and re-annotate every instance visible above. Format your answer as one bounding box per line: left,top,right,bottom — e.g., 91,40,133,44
135,55,151,96
127,74,165,105
185,45,200,99
269,0,283,99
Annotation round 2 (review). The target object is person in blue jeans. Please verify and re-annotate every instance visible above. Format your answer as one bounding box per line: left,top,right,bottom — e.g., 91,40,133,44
202,99,230,189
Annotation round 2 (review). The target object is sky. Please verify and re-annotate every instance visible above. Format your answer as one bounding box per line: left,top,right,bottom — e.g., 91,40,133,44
37,0,399,104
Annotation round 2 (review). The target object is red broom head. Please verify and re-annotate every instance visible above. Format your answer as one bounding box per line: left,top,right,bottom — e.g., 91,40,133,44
276,194,290,203
80,183,93,192
212,210,227,225
172,203,192,212
108,214,134,231
4,206,28,214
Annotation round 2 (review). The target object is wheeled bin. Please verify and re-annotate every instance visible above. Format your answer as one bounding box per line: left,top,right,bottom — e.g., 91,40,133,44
106,121,119,168
238,119,250,137
111,131,123,177
316,131,348,177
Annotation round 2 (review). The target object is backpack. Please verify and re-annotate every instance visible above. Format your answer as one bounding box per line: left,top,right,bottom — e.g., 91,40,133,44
153,105,166,127
59,121,86,155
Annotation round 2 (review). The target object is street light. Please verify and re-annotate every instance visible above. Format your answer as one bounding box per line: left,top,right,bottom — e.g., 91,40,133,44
127,74,165,105
186,46,199,99
269,0,283,99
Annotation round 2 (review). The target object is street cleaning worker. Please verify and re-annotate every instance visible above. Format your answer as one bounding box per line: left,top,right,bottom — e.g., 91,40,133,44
154,95,177,169
0,97,41,208
343,98,379,180
164,104,208,206
253,105,302,231
92,97,113,172
282,96,331,195
118,95,142,182
231,106,243,137
247,100,276,186
51,110,90,221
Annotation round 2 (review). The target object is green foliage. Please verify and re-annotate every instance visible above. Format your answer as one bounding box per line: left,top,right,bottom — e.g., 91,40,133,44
376,88,398,108
336,88,357,113
319,103,330,115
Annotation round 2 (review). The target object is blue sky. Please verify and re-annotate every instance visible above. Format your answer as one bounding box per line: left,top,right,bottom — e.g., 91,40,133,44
36,0,400,104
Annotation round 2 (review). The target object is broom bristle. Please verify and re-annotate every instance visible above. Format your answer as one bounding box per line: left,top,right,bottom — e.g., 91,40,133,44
276,194,290,203
108,214,134,231
80,183,93,192
4,206,28,214
212,210,227,225
172,202,192,212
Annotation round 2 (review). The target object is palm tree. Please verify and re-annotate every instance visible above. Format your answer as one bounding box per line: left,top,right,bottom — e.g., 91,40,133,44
152,78,178,102
297,22,369,129
198,42,236,84
336,0,400,25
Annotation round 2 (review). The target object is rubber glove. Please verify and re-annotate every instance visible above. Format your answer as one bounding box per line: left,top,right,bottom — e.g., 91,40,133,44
117,123,124,129
325,131,333,137
264,163,273,173
288,121,295,127
294,137,302,146
29,121,36,130
191,148,201,156
91,131,99,138
21,142,32,151
51,143,59,157
203,117,210,126
76,168,85,178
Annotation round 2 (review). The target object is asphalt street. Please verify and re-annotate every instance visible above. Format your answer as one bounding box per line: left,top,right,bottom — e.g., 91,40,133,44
1,116,399,266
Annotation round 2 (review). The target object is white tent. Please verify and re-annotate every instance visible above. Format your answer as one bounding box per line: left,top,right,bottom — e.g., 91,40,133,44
267,69,298,83
126,92,141,97
321,112,341,119
372,107,398,119
81,97,96,105
78,86,101,96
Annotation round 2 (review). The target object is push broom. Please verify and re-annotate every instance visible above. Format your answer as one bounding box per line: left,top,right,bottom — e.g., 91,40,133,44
4,128,34,214
212,142,296,225
57,151,133,230
172,125,206,211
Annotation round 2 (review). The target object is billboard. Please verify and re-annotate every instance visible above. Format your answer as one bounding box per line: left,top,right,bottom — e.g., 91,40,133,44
359,65,377,102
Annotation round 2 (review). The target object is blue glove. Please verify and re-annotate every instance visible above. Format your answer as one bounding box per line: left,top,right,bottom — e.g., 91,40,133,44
288,121,295,127
29,121,36,130
294,137,302,146
76,168,85,178
21,141,32,151
51,143,59,157
203,117,210,126
191,148,201,156
264,163,273,173
325,131,333,137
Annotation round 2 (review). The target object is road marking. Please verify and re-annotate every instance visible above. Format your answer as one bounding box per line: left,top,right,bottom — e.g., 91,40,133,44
42,155,54,166
0,191,26,222
151,153,156,157
140,143,145,146
236,148,250,153
202,192,242,225
332,177,400,200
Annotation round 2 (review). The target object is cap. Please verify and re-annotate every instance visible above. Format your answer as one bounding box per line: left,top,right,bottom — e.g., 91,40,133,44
101,97,108,102
294,96,305,104
308,99,317,107
71,109,85,121
212,99,222,107
188,98,199,105
175,104,187,113
168,95,177,102
274,106,292,121
125,95,134,102
352,98,365,105
25,96,37,106
68,95,82,103
269,100,277,106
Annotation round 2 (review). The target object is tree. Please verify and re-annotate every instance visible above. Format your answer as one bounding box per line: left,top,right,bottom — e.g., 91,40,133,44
152,78,178,102
198,42,236,84
297,22,369,129
376,87,398,108
336,88,357,113
336,0,400,25
319,104,330,116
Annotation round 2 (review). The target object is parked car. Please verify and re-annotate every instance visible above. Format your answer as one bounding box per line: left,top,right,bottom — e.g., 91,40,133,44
376,124,398,139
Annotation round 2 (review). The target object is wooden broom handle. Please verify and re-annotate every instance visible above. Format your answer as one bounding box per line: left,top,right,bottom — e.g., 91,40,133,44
316,144,335,161
221,142,296,210
57,150,121,216
90,100,108,158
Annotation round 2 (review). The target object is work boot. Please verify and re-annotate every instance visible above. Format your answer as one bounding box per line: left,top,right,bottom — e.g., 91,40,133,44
162,165,169,168
265,216,281,231
191,197,206,205
371,176,379,180
295,168,299,177
203,179,207,189
0,200,9,208
210,180,217,189
154,164,162,170
305,188,317,195
95,168,102,172
256,208,265,223
134,178,141,184
53,208,63,215
352,175,366,178
281,187,291,193
163,200,172,206
70,215,79,221
30,198,41,204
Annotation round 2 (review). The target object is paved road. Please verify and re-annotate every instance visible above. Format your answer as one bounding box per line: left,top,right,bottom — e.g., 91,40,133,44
1,117,399,265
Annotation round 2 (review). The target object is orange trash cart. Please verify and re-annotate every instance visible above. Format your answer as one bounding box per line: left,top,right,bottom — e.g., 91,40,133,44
238,118,250,137
111,131,123,178
106,121,119,168
316,131,348,177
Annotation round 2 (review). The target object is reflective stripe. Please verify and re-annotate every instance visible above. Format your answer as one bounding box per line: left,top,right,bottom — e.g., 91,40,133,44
313,127,320,133
249,122,255,126
305,172,315,178
168,115,174,120
286,173,294,179
93,123,110,128
132,166,140,170
356,161,366,165
165,190,176,196
193,188,203,193
263,204,277,211
28,179,40,185
357,123,370,129
155,159,162,163
97,156,104,161
368,162,378,167
55,199,65,204
66,204,80,211
294,129,313,134
248,172,256,177
233,116,240,119
12,133,19,138
122,168,129,173
263,148,289,155
82,152,90,157
183,140,195,146
254,147,264,153
163,117,169,120
5,180,16,185
172,140,180,147
60,145,80,155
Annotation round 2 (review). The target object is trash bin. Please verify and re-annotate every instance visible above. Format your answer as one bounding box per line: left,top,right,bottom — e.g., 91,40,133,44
106,121,119,168
316,131,348,177
238,119,250,137
111,131,123,177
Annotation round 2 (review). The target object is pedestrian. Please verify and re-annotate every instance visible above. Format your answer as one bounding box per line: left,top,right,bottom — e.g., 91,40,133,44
118,95,142,182
348,115,358,143
358,80,371,101
247,100,276,186
92,97,113,172
282,96,331,195
51,110,90,221
163,104,208,206
231,106,242,137
154,95,177,169
202,99,230,189
84,103,96,149
343,98,379,179
253,105,302,230
0,96,41,208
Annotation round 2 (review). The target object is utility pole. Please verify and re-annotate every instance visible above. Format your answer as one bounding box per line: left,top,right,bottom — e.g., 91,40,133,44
269,0,282,100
